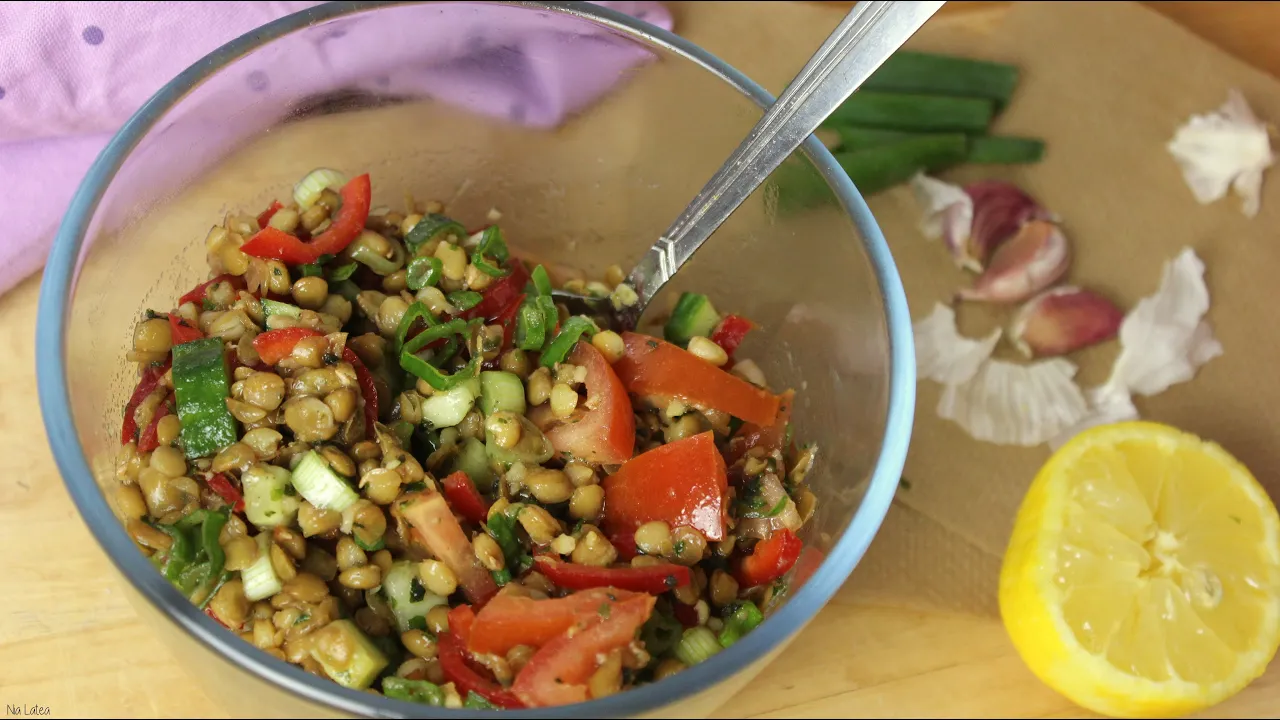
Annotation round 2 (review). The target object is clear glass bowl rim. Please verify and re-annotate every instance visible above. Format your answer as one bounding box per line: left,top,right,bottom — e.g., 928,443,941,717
34,2,917,717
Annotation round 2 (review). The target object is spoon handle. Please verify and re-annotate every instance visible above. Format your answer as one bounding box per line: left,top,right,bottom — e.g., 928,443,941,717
626,0,945,308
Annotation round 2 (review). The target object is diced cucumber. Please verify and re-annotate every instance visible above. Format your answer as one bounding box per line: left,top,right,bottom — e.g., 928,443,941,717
308,619,389,689
863,51,1020,108
452,437,496,493
171,337,238,460
421,382,477,429
381,561,449,632
290,450,359,512
241,533,283,601
664,292,721,347
486,415,554,467
479,371,526,416
260,298,302,319
966,136,1046,164
825,91,994,133
242,464,300,529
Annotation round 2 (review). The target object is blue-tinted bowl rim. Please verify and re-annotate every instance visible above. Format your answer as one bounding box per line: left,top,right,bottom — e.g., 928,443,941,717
34,2,916,717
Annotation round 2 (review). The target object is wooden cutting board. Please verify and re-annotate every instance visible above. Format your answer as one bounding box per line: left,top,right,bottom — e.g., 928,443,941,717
2,2,1279,718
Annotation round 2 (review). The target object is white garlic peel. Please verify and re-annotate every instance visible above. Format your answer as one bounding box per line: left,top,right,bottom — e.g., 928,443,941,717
910,172,974,269
936,358,1089,447
913,303,1000,385
1048,247,1222,448
1167,89,1274,217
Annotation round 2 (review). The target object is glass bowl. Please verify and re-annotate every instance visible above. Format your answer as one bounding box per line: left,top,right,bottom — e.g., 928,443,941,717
35,2,915,717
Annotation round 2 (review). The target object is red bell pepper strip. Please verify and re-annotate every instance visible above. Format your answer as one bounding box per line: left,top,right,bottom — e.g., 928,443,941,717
511,594,655,708
120,360,171,445
709,314,755,357
168,314,203,346
342,348,379,439
239,174,372,265
137,393,174,453
672,600,699,629
613,332,781,427
207,472,246,513
608,529,639,562
439,630,524,709
601,431,728,542
734,528,803,588
178,274,244,306
256,200,283,230
463,260,530,324
532,555,690,594
441,471,491,525
251,327,322,365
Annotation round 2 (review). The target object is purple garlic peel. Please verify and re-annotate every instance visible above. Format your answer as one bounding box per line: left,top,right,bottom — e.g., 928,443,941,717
963,181,1054,272
957,219,1071,304
1010,286,1125,358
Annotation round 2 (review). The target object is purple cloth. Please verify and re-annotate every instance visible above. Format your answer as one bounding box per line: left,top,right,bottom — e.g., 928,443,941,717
0,1,672,297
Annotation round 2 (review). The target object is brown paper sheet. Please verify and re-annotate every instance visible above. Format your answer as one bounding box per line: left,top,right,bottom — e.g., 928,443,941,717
677,1,1280,616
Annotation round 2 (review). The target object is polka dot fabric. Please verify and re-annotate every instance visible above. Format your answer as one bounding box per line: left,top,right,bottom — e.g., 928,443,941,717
0,0,672,297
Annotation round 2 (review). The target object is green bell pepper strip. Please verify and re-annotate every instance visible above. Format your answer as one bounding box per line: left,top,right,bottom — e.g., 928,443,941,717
382,677,445,706
514,298,547,351
717,600,764,648
404,214,466,255
395,302,437,357
328,262,359,282
475,225,509,263
529,264,553,297
155,523,194,584
539,316,599,368
406,256,443,291
400,318,480,391
448,291,483,312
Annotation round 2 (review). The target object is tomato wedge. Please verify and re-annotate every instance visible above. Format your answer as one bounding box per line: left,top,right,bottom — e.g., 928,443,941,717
544,342,635,464
511,594,656,708
441,471,491,525
532,555,690,594
734,528,803,588
613,332,780,427
468,588,640,656
439,629,524,708
726,389,794,465
240,174,371,265
601,431,728,542
709,314,755,357
448,604,478,645
168,314,203,346
399,491,498,606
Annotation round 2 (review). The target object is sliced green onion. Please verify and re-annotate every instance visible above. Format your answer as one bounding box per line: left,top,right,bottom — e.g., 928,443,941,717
406,256,443,291
328,262,359,282
404,214,465,254
293,168,346,210
514,298,548,351
447,291,483,311
539,315,599,368
475,225,510,263
382,677,444,706
675,626,722,666
298,263,324,277
530,264,553,296
717,601,764,648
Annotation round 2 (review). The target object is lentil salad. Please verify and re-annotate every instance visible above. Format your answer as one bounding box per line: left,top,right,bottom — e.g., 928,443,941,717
114,169,821,709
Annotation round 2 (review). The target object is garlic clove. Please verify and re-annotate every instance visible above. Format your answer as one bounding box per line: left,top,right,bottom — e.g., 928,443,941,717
957,220,1071,304
935,357,1089,447
1167,89,1274,218
910,173,975,269
1010,286,1125,358
913,303,1001,385
963,180,1053,272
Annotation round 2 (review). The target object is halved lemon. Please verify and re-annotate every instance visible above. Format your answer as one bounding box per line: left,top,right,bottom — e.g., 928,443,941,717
999,421,1280,718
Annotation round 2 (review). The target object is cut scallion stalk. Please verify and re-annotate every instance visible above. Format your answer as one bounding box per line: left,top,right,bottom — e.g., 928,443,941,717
290,450,359,512
293,168,347,211
242,532,284,601
675,626,722,666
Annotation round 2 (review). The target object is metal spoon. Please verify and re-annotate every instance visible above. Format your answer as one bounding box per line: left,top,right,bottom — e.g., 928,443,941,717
554,0,946,331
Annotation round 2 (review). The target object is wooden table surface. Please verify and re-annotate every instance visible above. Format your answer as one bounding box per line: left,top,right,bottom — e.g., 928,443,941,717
4,2,1280,718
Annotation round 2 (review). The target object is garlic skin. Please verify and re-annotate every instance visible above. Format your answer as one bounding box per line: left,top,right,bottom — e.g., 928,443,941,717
936,357,1089,447
956,220,1071,304
914,303,1001,385
1167,89,1274,217
1047,248,1222,448
1010,286,1125,358
910,173,975,269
